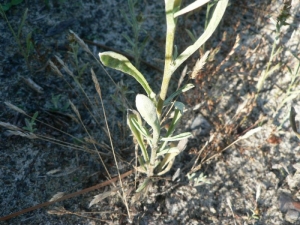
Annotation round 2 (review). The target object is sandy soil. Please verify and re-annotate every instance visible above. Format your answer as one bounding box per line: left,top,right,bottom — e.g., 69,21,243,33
1,0,300,224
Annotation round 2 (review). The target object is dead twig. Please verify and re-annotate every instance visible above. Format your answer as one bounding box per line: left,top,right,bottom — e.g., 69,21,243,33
0,169,134,221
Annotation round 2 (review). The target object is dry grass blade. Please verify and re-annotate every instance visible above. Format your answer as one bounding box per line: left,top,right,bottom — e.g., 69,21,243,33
238,127,262,140
91,68,131,220
256,184,261,203
69,30,93,55
69,100,82,121
5,130,37,139
190,50,210,79
226,197,237,225
47,207,68,216
21,77,44,93
55,55,74,77
89,187,119,208
49,60,63,77
177,65,188,89
4,102,26,115
0,121,23,131
49,192,65,202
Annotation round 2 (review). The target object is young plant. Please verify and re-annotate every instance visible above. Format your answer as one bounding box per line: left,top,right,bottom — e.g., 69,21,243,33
99,0,229,187
120,0,149,69
0,5,34,72
50,94,70,112
69,42,89,80
23,111,38,133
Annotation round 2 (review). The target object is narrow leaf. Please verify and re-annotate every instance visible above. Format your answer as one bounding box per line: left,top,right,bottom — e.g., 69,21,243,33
174,0,210,18
172,0,229,74
161,132,192,141
136,178,150,193
136,94,160,134
99,52,155,98
157,147,180,156
131,118,151,139
164,84,195,106
18,8,28,38
127,111,149,162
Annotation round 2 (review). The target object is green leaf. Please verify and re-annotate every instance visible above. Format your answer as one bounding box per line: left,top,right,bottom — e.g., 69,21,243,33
136,178,150,193
166,101,185,135
24,118,31,130
157,101,184,153
157,147,180,156
131,117,151,139
185,28,197,42
171,0,229,74
174,0,210,18
127,110,149,162
32,111,39,122
12,0,23,5
18,8,28,38
99,51,155,98
135,94,160,133
161,132,192,141
1,3,12,12
122,33,135,47
164,84,194,106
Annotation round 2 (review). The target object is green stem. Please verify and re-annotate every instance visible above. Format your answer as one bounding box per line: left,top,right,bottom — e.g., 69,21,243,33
148,127,160,177
158,0,181,118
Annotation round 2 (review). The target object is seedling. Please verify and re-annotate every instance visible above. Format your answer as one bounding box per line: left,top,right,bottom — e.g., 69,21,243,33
0,6,34,72
69,42,89,80
23,111,39,133
187,172,211,186
50,94,70,111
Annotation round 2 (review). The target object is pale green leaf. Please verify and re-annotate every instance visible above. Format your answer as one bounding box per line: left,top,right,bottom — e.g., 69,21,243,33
136,94,160,134
174,0,210,18
161,132,192,141
136,178,150,193
171,0,229,74
99,52,155,98
127,111,149,162
157,147,180,156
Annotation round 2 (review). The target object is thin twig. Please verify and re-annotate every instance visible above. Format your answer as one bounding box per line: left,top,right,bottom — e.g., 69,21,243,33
0,169,134,221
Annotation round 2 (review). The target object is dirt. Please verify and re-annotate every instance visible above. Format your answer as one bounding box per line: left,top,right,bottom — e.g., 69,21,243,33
1,0,300,224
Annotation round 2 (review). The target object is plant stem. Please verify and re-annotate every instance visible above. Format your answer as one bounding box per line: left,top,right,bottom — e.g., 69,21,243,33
158,0,182,118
